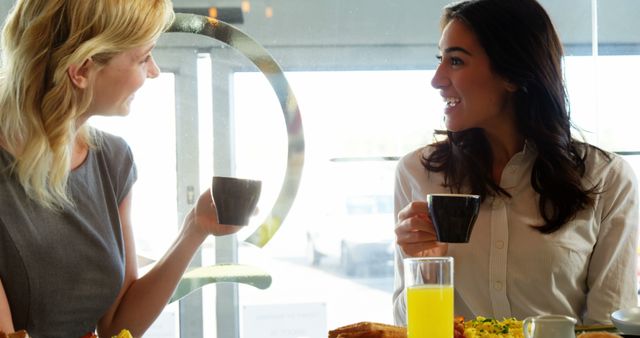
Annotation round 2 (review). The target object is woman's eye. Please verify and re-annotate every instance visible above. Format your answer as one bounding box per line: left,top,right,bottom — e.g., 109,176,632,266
435,55,463,66
141,55,151,64
450,57,463,66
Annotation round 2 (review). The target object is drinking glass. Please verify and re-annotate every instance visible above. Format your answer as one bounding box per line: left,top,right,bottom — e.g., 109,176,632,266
404,257,454,338
522,315,577,338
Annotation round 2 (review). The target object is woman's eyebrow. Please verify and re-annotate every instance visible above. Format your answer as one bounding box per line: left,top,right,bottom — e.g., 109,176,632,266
143,45,156,55
440,46,473,56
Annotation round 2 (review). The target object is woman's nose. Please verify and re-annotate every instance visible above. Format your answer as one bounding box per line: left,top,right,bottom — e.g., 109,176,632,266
147,56,161,79
430,63,449,89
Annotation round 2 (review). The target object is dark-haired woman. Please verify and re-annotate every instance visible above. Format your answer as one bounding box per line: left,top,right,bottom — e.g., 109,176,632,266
393,0,638,326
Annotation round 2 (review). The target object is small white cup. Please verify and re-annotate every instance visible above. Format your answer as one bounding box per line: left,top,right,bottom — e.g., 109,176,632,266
523,314,577,338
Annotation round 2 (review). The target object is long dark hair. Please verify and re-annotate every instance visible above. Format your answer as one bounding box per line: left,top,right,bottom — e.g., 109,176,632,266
423,0,604,233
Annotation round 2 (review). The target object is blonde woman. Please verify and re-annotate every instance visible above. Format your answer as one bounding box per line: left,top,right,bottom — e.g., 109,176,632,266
0,1,242,337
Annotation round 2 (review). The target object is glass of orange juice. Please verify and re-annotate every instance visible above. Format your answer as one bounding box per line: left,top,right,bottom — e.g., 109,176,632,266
404,257,454,338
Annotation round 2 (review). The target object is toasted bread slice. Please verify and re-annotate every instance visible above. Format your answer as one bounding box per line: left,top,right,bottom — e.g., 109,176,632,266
577,333,622,338
329,322,406,338
336,329,406,337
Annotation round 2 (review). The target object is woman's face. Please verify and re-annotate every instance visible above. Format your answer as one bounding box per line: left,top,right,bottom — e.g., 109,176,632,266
87,42,160,118
431,19,517,133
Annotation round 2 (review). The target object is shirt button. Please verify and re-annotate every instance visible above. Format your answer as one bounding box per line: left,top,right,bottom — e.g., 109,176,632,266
495,240,504,249
494,281,503,290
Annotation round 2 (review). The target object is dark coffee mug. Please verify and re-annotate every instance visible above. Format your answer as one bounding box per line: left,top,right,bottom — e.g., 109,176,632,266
211,176,262,225
427,194,480,243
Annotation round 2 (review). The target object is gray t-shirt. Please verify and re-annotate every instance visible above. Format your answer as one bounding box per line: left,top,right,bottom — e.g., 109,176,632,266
0,131,137,338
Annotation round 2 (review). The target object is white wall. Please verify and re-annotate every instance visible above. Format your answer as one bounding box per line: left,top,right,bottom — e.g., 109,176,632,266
2,0,638,46
0,0,638,70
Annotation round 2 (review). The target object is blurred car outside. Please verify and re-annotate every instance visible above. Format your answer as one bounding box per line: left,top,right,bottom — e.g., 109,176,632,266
305,193,395,276
303,159,397,277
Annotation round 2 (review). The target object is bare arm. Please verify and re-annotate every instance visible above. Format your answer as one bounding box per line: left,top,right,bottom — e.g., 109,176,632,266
0,278,15,334
97,188,242,337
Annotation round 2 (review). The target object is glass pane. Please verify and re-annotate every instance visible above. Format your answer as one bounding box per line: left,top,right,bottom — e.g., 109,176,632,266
566,55,640,151
539,0,592,56
89,74,180,337
90,74,178,257
597,0,640,302
598,0,640,55
233,69,443,335
2,0,636,336
84,0,640,336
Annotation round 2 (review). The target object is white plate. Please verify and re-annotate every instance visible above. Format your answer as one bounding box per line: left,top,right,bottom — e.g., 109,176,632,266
611,307,640,335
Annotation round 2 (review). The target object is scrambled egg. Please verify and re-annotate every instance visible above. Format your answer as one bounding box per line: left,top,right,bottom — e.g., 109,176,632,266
112,330,133,338
463,316,524,338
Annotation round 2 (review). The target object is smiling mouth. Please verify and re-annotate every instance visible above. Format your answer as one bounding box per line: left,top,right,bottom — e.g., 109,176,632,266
444,97,461,107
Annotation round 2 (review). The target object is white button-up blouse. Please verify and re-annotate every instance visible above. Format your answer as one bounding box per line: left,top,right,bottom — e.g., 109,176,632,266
393,142,639,325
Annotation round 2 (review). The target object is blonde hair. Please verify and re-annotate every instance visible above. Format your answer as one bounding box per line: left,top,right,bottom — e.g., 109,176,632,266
0,0,174,209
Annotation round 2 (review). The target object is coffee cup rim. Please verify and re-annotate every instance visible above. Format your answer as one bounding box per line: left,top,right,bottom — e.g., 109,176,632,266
427,193,480,198
212,175,261,182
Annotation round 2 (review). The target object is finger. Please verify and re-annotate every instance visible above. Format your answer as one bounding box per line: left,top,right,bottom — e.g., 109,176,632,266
396,227,437,245
214,224,244,236
400,242,446,257
202,189,219,214
396,214,435,234
396,217,440,246
397,201,428,222
197,188,214,207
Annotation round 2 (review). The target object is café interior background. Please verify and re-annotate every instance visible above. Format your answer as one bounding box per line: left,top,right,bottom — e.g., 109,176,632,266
1,0,639,337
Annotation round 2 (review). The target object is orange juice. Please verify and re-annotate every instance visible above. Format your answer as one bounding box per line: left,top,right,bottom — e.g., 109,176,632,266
406,284,454,338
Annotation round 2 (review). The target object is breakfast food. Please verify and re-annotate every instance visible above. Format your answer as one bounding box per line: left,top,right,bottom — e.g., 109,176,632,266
330,316,618,338
1,329,131,338
329,317,525,338
328,321,407,338
577,333,623,338
462,316,524,338
112,330,133,338
78,329,134,338
454,316,465,338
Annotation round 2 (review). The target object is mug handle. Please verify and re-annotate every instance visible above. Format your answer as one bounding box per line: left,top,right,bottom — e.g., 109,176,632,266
522,317,533,338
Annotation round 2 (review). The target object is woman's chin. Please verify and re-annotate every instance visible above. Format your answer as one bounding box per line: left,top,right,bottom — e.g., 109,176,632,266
444,122,463,133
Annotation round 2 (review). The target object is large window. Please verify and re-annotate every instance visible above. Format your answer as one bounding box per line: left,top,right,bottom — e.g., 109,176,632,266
232,56,640,337
2,0,636,337
108,3,640,338
95,57,640,338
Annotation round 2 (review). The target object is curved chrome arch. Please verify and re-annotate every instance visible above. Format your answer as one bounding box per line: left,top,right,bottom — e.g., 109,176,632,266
167,13,305,247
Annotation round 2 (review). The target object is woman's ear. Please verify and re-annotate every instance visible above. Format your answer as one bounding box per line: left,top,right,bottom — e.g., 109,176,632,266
504,79,519,93
67,58,94,89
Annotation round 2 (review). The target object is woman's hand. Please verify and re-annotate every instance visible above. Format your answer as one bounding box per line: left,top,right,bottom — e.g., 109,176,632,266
187,188,244,238
395,201,448,257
